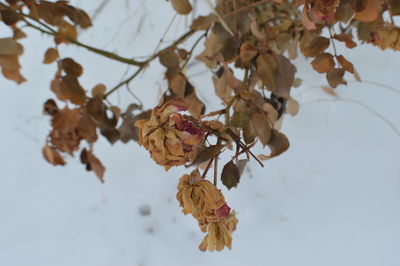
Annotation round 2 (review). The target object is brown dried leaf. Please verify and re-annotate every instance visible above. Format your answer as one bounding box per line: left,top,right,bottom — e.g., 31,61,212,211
336,55,354,73
333,33,357,49
190,145,224,166
221,160,240,190
80,148,105,183
59,75,86,105
43,48,59,64
301,36,330,57
171,74,186,97
51,107,80,134
0,9,20,25
354,0,382,22
91,84,106,97
0,38,19,55
256,53,277,91
190,14,217,30
240,42,258,65
286,98,300,116
171,0,192,15
43,99,59,116
77,112,97,143
311,53,335,73
60,57,83,78
275,55,296,99
326,68,346,88
258,130,289,160
43,144,65,166
251,112,271,146
55,21,77,44
159,48,179,69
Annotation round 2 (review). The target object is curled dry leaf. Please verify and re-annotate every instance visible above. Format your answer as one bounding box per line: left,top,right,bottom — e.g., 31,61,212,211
258,130,289,160
43,144,65,166
336,55,354,73
43,48,59,64
80,148,105,183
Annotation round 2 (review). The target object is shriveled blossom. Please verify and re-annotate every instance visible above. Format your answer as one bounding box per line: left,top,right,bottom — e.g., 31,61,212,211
135,98,205,170
176,170,228,225
176,170,238,251
199,211,239,252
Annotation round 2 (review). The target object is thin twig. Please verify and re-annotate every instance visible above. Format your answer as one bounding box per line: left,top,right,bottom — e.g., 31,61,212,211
213,156,218,186
181,31,208,69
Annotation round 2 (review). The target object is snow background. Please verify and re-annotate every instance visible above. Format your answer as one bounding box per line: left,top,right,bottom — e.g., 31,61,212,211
0,1,399,266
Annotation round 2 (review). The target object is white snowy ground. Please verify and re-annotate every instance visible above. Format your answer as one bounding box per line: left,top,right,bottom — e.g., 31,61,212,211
0,1,399,266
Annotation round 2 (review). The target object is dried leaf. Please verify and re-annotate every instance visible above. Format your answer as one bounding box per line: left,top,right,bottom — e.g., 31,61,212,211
171,74,186,97
171,0,192,15
286,98,300,116
43,48,59,64
236,159,249,177
354,0,382,22
190,145,224,166
336,55,354,73
190,14,217,30
91,84,106,97
0,38,19,55
59,75,86,105
258,130,289,160
275,55,296,99
333,33,357,49
43,99,59,115
256,53,277,90
326,68,346,88
301,36,330,57
251,112,271,146
311,53,335,73
80,148,105,183
221,160,240,190
0,9,20,25
43,144,65,166
60,57,83,78
159,49,179,69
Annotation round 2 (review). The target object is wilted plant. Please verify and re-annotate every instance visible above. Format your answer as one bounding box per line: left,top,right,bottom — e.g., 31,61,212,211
1,0,398,251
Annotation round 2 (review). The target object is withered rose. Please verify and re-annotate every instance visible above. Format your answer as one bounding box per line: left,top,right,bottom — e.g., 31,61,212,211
199,211,239,252
135,98,205,170
176,170,227,224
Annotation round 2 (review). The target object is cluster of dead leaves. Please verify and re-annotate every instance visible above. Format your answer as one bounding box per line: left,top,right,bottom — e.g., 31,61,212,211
176,169,238,252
